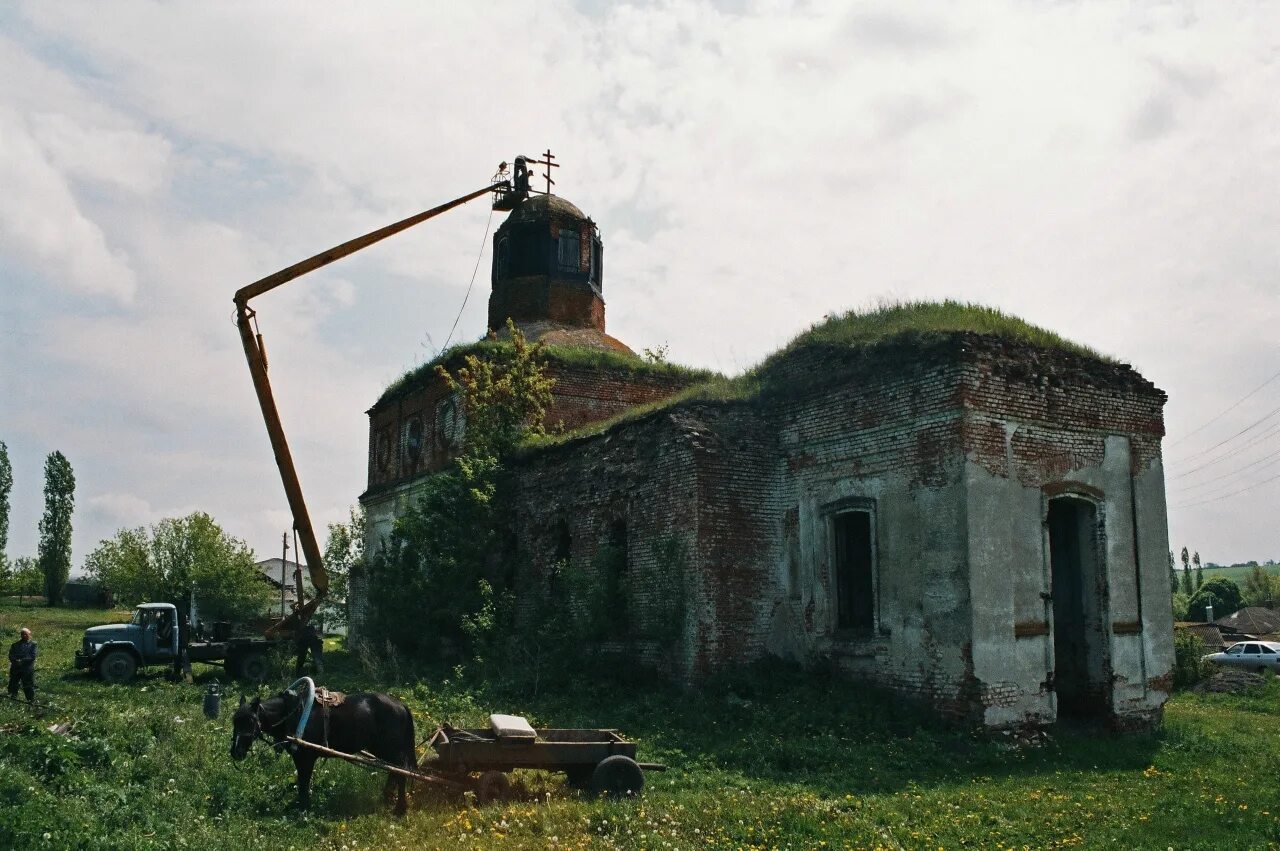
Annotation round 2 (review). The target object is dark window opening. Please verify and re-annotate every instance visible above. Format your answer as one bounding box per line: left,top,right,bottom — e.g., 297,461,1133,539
500,532,519,594
494,237,510,280
405,418,425,461
590,237,603,288
603,519,629,636
558,228,580,272
1048,496,1110,720
833,511,874,632
546,521,572,601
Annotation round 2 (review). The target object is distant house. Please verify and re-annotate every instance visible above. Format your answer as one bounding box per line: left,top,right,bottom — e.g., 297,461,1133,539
1175,622,1227,652
1213,607,1280,639
253,558,315,615
252,558,344,635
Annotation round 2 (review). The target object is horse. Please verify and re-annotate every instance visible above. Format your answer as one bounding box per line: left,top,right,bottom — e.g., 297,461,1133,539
230,688,416,815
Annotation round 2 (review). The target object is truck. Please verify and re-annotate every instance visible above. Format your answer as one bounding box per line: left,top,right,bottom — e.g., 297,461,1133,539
74,602,284,683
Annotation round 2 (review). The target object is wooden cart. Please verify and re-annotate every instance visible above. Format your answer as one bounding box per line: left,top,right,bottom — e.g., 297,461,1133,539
422,724,664,802
286,723,664,805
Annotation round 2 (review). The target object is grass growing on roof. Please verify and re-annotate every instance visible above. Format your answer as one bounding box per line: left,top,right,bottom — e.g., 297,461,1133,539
522,300,1114,450
377,341,721,407
753,299,1112,371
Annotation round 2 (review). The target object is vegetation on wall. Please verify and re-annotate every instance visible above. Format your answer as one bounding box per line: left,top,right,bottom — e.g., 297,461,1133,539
365,321,552,661
82,512,270,622
520,300,1125,452
376,337,719,408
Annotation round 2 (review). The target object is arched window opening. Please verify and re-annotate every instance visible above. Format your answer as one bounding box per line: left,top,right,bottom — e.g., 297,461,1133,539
1047,495,1110,719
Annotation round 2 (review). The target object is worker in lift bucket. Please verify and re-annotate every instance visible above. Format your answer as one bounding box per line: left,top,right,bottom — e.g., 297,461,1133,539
8,627,37,703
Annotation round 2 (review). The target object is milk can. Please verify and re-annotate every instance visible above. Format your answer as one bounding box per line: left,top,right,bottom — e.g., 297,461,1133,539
203,679,222,720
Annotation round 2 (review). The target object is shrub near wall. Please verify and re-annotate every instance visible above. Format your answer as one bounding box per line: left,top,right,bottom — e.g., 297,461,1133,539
1173,631,1208,690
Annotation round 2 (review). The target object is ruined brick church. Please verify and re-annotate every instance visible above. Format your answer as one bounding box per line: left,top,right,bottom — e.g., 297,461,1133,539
354,185,1175,731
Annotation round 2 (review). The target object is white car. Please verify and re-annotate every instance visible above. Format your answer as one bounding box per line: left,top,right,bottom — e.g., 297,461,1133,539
1202,641,1280,674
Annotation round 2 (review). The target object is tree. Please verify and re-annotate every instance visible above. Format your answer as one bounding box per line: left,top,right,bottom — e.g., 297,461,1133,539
1193,551,1203,590
321,506,364,631
38,451,75,606
84,512,270,622
368,322,552,659
4,556,43,598
1242,565,1280,607
1186,577,1242,622
1168,550,1177,594
0,440,12,570
1180,547,1192,596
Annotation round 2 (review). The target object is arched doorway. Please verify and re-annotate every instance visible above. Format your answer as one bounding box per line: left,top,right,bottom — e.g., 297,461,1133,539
1047,495,1111,720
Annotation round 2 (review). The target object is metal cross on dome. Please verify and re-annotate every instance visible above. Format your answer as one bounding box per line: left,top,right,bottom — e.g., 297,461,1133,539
536,148,559,195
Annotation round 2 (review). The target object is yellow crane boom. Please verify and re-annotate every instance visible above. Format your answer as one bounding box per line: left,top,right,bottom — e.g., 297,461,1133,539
234,177,512,638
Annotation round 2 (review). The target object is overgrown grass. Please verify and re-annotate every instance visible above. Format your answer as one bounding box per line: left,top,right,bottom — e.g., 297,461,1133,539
377,342,720,407
3,599,1276,849
755,299,1112,367
521,300,1114,452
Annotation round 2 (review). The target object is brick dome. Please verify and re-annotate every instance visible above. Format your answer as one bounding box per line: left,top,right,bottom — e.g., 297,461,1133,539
489,194,631,353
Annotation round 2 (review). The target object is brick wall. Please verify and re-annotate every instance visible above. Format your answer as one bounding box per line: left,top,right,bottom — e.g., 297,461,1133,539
357,331,1171,729
363,360,698,498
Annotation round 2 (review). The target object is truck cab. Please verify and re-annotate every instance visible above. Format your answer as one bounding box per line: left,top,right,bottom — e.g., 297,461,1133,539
75,603,180,683
75,602,278,684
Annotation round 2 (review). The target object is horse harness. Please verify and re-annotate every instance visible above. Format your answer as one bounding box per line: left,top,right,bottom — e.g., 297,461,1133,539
244,688,347,753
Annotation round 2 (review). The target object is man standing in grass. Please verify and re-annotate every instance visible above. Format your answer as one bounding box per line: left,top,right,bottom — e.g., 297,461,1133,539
294,621,324,676
8,626,37,703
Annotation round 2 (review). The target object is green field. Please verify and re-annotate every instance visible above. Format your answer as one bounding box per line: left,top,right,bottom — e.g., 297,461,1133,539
1,600,1278,850
1199,563,1280,587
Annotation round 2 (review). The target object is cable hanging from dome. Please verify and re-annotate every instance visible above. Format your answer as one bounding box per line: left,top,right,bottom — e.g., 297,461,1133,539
441,208,496,353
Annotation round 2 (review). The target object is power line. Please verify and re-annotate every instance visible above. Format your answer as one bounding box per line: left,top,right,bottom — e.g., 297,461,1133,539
1168,401,1280,463
1166,365,1280,449
1171,470,1280,509
1169,419,1280,479
441,209,495,353
1170,448,1280,493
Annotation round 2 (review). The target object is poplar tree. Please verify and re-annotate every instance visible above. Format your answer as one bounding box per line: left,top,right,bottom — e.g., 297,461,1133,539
1180,547,1192,596
38,451,75,606
1168,550,1177,593
0,440,11,569
1193,551,1203,590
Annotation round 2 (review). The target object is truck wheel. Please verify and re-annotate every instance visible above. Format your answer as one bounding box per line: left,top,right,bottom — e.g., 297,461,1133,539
237,652,268,683
589,755,644,799
98,650,138,685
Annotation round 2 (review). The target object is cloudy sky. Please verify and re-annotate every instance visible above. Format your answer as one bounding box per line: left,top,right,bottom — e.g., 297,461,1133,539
1,1,1278,570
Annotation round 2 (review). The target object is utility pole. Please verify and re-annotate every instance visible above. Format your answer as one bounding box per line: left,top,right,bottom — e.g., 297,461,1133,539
280,532,289,618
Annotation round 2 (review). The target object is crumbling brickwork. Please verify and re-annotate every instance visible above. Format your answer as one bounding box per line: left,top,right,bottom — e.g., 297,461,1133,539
352,190,1173,731
452,333,1170,729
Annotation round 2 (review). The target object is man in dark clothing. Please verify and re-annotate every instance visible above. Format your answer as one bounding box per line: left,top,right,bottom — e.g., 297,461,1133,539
171,614,193,683
8,627,37,703
294,622,324,676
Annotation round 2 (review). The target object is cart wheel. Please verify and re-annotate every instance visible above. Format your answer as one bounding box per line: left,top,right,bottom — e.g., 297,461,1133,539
477,771,510,805
590,755,644,799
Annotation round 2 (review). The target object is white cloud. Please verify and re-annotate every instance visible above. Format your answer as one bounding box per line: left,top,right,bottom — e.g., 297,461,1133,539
0,107,138,300
2,0,1279,565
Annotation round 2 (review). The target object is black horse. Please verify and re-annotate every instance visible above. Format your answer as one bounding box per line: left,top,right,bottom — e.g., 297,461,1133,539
230,689,415,815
